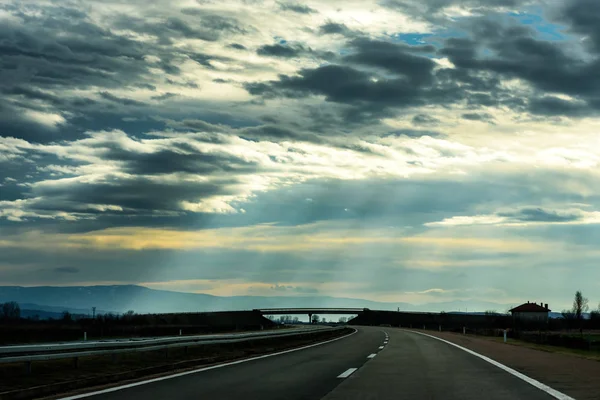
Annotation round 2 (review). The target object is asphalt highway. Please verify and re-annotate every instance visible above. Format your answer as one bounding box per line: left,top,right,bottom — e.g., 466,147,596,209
61,327,566,400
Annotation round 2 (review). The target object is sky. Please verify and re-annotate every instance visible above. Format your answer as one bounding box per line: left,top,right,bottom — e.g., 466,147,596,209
1,0,600,311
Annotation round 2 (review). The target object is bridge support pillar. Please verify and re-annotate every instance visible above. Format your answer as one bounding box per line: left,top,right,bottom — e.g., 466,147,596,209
308,313,313,324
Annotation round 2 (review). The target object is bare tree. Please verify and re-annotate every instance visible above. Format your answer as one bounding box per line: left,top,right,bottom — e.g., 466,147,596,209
312,314,320,323
1,301,21,320
572,290,589,320
62,311,73,322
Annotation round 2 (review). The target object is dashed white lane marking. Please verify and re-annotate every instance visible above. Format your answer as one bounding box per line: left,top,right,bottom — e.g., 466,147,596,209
367,353,377,358
58,329,358,399
337,368,358,378
408,330,575,400
378,346,384,349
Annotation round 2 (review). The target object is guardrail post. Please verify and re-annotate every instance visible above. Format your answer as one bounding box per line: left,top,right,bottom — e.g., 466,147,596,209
423,325,425,330
463,326,466,335
503,329,507,343
179,329,182,336
84,332,87,341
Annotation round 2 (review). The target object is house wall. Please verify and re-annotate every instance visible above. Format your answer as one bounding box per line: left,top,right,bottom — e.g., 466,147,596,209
512,311,548,321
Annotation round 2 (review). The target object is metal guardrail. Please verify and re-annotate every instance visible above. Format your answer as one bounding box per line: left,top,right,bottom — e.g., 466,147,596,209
0,326,343,364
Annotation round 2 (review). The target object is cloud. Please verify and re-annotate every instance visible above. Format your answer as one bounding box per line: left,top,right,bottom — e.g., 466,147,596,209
497,207,585,223
412,114,440,126
461,112,496,124
319,22,353,36
278,2,316,14
528,96,591,117
558,0,600,52
2,0,600,308
257,44,305,58
438,16,600,116
426,207,599,227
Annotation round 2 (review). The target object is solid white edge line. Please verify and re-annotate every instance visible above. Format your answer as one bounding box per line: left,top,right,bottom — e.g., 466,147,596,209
58,328,358,400
337,367,358,378
367,353,377,358
406,330,575,400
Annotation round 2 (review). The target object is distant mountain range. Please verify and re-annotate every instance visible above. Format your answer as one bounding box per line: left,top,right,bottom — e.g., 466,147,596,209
0,285,517,316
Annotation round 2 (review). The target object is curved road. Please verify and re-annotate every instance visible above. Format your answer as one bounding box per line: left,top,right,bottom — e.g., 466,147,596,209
61,327,562,400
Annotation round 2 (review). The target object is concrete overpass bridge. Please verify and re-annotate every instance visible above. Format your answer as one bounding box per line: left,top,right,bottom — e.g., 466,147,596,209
255,308,369,323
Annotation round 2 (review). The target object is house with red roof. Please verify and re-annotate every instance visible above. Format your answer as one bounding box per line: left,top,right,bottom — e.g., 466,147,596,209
509,301,551,322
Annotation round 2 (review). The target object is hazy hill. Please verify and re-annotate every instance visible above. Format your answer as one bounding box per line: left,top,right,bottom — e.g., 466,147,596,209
0,285,514,315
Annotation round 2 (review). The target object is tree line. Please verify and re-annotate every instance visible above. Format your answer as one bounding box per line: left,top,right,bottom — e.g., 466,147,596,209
562,290,600,320
0,301,20,321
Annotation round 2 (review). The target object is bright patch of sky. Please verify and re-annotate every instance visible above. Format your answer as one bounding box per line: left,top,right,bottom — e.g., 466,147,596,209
509,8,568,41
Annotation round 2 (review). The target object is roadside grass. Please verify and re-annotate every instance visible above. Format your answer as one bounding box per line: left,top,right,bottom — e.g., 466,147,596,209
0,328,352,398
485,336,600,362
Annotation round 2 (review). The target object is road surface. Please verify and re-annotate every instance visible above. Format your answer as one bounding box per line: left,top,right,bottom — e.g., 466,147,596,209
61,327,564,400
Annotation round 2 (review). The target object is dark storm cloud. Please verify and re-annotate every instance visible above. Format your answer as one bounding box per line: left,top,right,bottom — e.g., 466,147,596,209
528,96,591,117
344,38,436,84
278,2,317,14
497,207,583,223
186,51,224,68
244,57,468,119
439,17,600,115
319,22,353,36
558,0,600,52
245,34,542,117
0,103,63,142
228,43,247,50
257,44,305,58
29,175,238,213
0,3,192,142
108,146,261,176
245,65,418,104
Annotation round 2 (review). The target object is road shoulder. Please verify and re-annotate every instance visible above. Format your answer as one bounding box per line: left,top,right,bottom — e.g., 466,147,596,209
408,329,600,400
